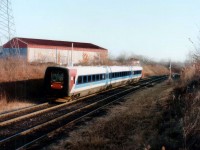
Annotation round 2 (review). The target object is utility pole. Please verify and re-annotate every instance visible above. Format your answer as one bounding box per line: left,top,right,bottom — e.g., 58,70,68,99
56,48,57,64
169,60,172,80
0,0,19,55
71,42,73,66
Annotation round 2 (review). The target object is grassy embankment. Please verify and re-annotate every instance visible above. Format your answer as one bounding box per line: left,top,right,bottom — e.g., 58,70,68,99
0,57,49,113
46,66,200,150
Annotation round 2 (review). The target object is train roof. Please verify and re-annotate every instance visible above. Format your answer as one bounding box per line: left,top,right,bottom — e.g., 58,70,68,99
47,65,142,76
67,66,143,75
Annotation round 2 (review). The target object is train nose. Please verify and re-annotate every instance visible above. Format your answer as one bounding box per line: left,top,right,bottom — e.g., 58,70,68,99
51,82,63,89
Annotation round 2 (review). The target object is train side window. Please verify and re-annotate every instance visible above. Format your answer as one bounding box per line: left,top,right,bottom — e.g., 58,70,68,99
137,71,141,74
92,75,96,81
114,72,117,78
109,73,112,79
78,76,82,84
112,73,114,78
100,74,103,80
83,76,87,83
96,74,100,80
134,70,141,75
88,75,92,82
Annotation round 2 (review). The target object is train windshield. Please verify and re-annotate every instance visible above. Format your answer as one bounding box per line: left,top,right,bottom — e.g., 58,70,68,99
51,71,64,82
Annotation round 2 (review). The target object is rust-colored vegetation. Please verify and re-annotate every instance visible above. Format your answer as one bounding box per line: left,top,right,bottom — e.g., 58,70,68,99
0,57,50,112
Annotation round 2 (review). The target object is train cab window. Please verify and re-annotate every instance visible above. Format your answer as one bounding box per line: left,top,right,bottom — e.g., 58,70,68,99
96,74,100,80
83,76,87,83
78,76,82,84
51,71,64,82
88,75,92,82
92,75,96,81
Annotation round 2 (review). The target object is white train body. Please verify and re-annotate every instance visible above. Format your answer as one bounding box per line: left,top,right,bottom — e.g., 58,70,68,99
44,66,143,100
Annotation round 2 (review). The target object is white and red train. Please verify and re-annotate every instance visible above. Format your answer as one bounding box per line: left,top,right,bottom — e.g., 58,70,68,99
44,66,143,101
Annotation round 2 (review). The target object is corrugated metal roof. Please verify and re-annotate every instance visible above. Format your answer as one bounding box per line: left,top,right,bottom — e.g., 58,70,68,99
5,37,107,50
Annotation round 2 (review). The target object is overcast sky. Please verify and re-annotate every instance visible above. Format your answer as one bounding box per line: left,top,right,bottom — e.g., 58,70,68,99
11,0,200,62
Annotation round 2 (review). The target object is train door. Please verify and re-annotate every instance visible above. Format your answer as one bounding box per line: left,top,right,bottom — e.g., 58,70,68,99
105,67,109,85
108,66,112,86
69,69,77,94
130,66,133,79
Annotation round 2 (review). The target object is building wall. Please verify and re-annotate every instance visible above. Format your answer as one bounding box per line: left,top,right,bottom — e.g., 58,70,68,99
0,48,27,57
27,47,106,64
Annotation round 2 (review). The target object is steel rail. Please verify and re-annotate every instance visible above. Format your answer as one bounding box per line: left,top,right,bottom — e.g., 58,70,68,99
0,77,153,125
0,76,167,149
0,103,49,122
17,76,167,150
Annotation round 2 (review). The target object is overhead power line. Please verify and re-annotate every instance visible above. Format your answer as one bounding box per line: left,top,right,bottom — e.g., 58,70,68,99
0,0,19,55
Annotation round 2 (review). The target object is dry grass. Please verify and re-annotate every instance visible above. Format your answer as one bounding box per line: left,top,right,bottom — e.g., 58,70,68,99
0,57,51,111
143,64,169,77
0,95,33,114
179,65,196,86
0,57,48,82
46,82,174,150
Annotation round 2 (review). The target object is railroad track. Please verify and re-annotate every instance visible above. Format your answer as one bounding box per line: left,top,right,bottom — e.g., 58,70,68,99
0,75,167,150
0,75,154,123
